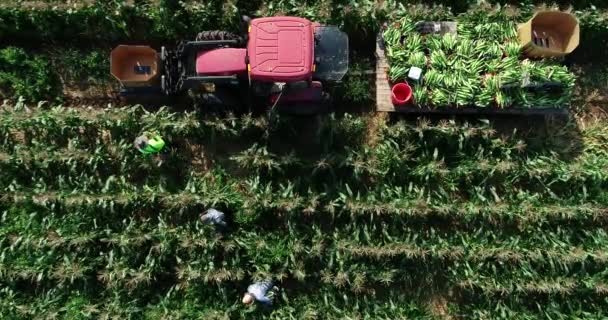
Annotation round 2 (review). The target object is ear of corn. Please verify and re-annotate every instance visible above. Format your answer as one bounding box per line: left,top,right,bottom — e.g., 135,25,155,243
407,51,427,67
413,86,429,106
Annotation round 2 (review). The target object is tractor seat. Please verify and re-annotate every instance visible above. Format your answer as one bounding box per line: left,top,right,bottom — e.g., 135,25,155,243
247,16,314,82
196,48,247,75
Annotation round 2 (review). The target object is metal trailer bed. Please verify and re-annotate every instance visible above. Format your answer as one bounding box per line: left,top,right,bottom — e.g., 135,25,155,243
374,32,569,116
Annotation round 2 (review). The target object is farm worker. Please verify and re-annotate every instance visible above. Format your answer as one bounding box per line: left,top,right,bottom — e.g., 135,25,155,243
242,280,274,306
200,208,227,228
134,132,165,155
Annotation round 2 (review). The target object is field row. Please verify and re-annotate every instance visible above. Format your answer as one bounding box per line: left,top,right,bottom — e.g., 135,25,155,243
1,2,608,104
0,102,593,157
0,287,434,320
2,202,608,319
4,186,608,230
4,141,607,197
2,1,607,43
1,106,606,204
4,215,608,267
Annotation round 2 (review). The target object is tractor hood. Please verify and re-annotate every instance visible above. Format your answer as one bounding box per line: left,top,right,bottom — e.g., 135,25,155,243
313,26,349,81
248,17,314,82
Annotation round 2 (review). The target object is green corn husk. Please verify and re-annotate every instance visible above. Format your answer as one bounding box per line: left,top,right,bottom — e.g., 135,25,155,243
476,93,493,107
413,86,429,106
430,49,449,70
431,88,450,106
407,51,426,67
426,35,443,52
485,60,501,74
456,38,474,58
504,41,522,57
424,69,441,87
499,67,522,86
405,33,423,52
389,64,409,82
498,56,519,72
383,28,402,48
441,33,458,52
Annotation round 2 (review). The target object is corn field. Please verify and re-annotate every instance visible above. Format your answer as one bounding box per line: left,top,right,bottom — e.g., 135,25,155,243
2,1,608,319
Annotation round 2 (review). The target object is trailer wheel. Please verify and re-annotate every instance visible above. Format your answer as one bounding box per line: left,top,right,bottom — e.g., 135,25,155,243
196,31,243,45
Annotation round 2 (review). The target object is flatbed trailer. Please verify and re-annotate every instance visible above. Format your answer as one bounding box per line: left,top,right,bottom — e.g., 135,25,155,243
374,32,570,116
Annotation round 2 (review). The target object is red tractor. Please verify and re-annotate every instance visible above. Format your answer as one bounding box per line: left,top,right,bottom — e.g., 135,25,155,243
111,16,349,113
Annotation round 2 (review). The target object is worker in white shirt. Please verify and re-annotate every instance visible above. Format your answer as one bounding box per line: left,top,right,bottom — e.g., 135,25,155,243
200,208,227,228
242,280,274,306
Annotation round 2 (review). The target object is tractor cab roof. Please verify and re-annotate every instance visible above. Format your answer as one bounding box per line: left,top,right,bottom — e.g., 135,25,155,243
247,16,314,82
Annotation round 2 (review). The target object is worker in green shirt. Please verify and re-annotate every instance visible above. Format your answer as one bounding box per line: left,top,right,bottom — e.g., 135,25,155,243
134,132,165,155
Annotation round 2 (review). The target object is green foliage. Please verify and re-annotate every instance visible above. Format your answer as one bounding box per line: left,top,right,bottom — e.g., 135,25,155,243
335,62,373,105
53,48,110,85
1,96,608,318
0,47,59,101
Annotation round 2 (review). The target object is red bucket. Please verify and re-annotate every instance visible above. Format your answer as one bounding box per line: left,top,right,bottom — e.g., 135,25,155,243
391,82,412,106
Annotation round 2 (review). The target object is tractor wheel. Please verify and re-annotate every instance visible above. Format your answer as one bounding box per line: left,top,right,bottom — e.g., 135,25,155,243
196,31,243,45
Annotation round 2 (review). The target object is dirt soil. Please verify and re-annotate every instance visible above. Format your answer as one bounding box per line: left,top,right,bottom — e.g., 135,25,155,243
365,111,388,147
428,295,453,319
